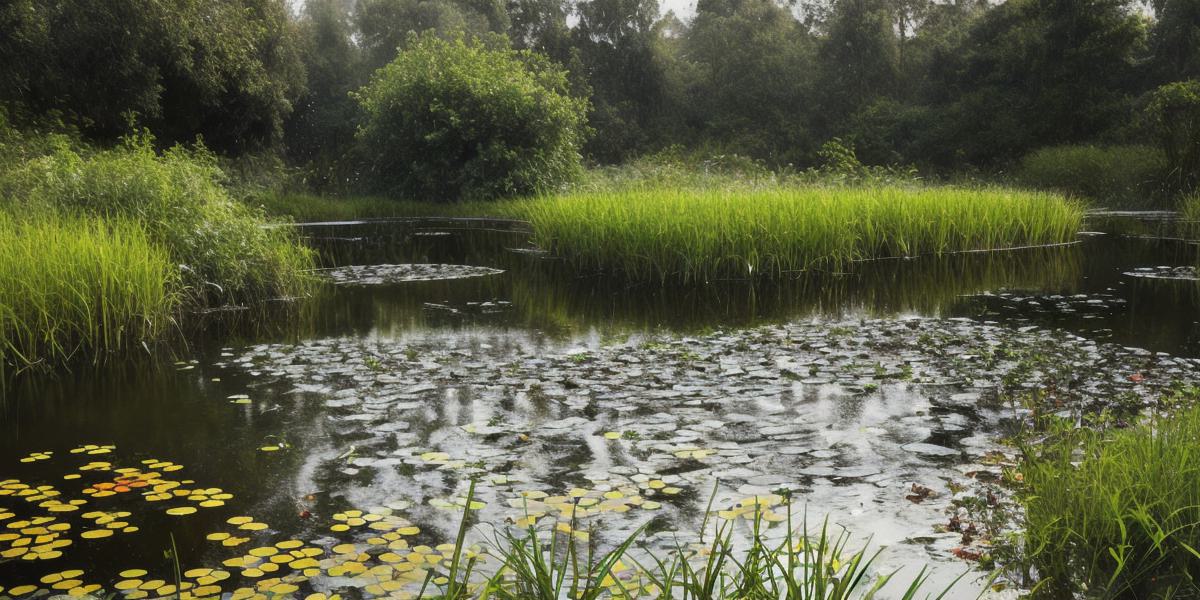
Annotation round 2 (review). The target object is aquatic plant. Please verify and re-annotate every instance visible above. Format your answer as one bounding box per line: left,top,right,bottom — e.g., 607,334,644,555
476,497,973,599
0,213,176,371
516,186,1083,283
1021,406,1200,597
1179,191,1200,240
0,136,315,305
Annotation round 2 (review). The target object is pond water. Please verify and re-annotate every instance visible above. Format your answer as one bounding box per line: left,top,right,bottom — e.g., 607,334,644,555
2,215,1200,598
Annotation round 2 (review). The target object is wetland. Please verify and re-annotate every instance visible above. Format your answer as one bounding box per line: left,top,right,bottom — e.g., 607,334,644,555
3,213,1200,598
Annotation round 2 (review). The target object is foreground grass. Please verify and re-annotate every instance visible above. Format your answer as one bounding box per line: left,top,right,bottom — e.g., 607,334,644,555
425,482,973,599
516,187,1082,283
0,214,177,369
1022,405,1200,598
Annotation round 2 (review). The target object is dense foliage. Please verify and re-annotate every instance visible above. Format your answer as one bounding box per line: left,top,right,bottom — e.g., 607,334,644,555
1145,80,1200,193
0,0,303,155
0,135,313,305
354,35,588,201
1016,145,1168,206
0,0,1197,202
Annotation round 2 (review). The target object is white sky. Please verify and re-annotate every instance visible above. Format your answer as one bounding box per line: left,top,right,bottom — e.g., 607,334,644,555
287,0,699,24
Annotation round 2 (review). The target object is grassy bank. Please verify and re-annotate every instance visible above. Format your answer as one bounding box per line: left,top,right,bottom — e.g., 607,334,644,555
0,214,177,369
1022,406,1200,597
0,134,315,371
516,187,1082,282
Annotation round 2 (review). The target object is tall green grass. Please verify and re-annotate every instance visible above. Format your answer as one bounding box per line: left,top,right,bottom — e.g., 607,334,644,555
0,131,316,369
516,187,1082,283
1022,407,1200,598
1179,192,1200,240
1,137,315,305
0,214,176,371
1016,145,1168,208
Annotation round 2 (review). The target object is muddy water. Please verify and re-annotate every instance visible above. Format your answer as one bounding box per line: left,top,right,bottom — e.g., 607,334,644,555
1,216,1199,598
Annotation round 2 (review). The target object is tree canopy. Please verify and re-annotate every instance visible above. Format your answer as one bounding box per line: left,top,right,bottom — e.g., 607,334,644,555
4,0,1198,193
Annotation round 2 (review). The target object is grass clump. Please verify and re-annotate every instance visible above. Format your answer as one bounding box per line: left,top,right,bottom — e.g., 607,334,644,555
517,186,1082,283
1,136,314,305
425,481,972,599
1021,407,1200,598
0,213,176,370
0,131,315,369
1016,145,1167,208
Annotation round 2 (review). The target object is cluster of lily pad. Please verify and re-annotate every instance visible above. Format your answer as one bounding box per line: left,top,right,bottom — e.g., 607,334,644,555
221,317,1200,584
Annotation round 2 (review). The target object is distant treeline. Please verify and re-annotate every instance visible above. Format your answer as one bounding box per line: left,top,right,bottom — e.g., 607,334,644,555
2,0,1197,182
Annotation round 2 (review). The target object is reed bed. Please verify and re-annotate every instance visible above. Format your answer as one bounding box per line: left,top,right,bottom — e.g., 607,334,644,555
516,187,1083,283
1022,407,1200,598
0,214,177,371
3,139,316,305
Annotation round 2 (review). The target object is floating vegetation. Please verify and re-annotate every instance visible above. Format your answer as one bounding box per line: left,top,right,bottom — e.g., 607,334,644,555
1122,265,1200,281
201,317,1200,591
0,440,971,599
321,264,505,286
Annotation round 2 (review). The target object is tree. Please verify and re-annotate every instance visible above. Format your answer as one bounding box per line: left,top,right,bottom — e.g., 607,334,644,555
1145,80,1200,191
683,0,817,164
1149,0,1200,82
354,0,511,71
572,0,683,161
354,34,589,200
0,0,304,155
285,0,365,188
816,0,901,125
927,0,1144,164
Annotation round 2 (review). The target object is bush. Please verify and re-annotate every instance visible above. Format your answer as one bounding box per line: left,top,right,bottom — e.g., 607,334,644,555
354,34,589,202
1145,80,1200,193
0,136,313,305
1016,145,1168,208
0,213,176,371
1023,406,1200,597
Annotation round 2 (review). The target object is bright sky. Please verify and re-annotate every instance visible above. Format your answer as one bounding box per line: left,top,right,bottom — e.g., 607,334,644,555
287,0,700,24
660,0,697,19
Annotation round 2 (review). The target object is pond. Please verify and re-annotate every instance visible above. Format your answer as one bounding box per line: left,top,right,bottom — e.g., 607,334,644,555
2,215,1199,598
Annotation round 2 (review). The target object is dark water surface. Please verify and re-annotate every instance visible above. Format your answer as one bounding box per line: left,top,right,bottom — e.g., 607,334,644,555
1,215,1199,598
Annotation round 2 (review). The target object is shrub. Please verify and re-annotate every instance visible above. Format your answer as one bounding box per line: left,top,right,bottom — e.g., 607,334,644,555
0,213,176,371
1145,80,1200,193
354,34,589,202
1022,407,1200,597
1016,145,1168,208
0,137,313,305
